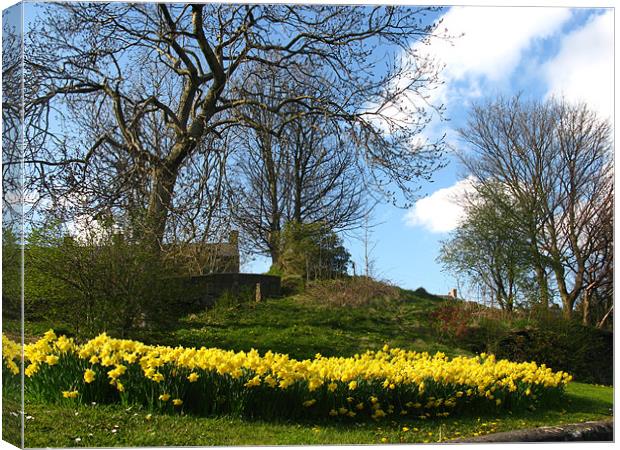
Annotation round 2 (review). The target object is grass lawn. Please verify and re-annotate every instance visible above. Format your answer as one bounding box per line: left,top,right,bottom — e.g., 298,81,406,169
8,286,615,446
21,382,612,447
6,290,460,357
135,290,471,359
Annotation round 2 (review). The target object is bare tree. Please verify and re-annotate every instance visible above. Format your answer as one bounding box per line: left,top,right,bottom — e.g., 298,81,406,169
2,11,24,323
24,2,446,249
458,96,613,319
359,208,385,279
227,64,368,265
579,174,613,327
2,15,23,227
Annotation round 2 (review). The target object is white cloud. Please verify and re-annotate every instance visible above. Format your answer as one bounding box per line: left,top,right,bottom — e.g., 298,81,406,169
66,214,112,245
404,176,477,233
382,7,573,146
428,7,571,85
40,193,116,244
542,10,613,120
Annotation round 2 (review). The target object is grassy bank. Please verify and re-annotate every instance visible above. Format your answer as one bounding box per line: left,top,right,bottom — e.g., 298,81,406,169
9,281,614,446
133,289,471,359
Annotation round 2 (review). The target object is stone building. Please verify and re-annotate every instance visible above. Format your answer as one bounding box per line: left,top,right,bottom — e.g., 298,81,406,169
165,230,240,275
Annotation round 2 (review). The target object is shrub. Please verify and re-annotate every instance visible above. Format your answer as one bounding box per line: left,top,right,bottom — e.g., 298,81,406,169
213,286,255,309
301,277,401,307
280,274,306,296
492,319,613,385
2,229,21,321
429,301,613,385
428,302,474,342
427,301,510,348
24,221,185,338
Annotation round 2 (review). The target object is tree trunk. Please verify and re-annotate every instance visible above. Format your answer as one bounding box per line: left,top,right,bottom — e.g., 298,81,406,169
597,305,613,329
582,289,591,326
553,260,584,321
268,220,281,268
269,242,280,268
533,264,549,309
559,288,574,320
145,163,179,249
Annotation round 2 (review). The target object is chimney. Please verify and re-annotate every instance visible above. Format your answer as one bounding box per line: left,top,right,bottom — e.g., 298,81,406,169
229,230,239,247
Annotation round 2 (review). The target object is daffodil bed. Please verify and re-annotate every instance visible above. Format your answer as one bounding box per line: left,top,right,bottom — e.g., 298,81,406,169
3,331,572,421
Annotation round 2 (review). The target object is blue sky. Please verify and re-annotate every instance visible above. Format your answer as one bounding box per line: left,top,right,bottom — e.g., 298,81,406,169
242,6,614,296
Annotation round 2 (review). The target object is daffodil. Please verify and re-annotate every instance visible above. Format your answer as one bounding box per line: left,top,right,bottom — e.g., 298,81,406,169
5,331,571,423
187,372,199,382
25,364,38,377
84,369,96,383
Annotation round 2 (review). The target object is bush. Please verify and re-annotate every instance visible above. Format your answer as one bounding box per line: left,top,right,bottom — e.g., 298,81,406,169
280,274,305,296
492,319,613,385
2,229,21,321
429,301,613,385
213,287,255,309
24,221,185,338
301,277,400,307
427,301,510,348
428,302,474,342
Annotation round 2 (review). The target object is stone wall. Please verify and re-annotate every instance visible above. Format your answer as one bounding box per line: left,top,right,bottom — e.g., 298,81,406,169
170,273,281,310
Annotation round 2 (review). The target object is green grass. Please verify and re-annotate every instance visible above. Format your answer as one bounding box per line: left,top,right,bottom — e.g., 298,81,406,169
135,291,470,360
16,285,614,446
2,391,22,447
21,382,612,447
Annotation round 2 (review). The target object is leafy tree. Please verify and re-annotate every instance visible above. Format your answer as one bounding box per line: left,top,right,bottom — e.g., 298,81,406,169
278,221,351,282
438,186,531,311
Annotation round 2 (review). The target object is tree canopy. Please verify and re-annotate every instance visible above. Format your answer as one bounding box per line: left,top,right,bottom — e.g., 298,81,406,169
24,2,447,249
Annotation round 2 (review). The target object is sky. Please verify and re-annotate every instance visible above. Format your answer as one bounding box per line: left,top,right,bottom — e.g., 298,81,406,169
242,5,614,296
